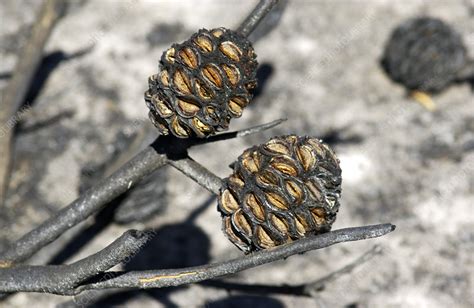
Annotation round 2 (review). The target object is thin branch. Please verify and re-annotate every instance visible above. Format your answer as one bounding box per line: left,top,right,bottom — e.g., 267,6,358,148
0,144,167,266
0,119,284,266
0,0,67,206
199,245,383,296
235,118,286,137
70,224,395,295
237,0,280,37
167,156,223,195
302,244,383,296
0,230,150,294
57,230,390,306
197,118,287,145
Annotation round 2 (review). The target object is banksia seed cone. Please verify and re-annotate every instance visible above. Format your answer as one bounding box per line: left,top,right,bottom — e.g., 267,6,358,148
382,17,467,93
218,135,342,253
145,27,258,138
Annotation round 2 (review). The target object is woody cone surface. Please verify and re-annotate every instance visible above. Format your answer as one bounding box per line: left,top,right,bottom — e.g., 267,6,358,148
145,27,258,138
218,135,342,253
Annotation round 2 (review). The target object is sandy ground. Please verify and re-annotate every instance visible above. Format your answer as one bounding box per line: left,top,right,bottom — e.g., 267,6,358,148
0,0,473,307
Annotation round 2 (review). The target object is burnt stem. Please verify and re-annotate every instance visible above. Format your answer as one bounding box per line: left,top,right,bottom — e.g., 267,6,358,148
237,0,280,37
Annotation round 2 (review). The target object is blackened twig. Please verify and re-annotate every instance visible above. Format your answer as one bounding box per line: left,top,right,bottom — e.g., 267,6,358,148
0,0,67,206
72,224,394,294
200,244,383,296
234,118,286,137
237,0,280,37
246,0,288,42
197,118,287,145
0,144,167,266
302,244,383,296
65,241,376,307
167,156,223,195
0,230,150,294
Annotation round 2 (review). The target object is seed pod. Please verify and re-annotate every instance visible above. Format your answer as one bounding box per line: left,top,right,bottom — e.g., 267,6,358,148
382,17,467,93
218,135,342,253
145,27,258,138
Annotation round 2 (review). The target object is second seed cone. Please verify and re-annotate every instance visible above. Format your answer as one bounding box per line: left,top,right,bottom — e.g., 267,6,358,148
218,135,342,253
145,27,258,138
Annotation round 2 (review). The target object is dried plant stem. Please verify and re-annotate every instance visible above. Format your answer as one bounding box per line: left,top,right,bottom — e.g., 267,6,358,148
168,156,222,195
0,230,150,294
0,146,167,265
237,0,280,37
75,225,393,293
200,244,383,297
198,118,287,145
302,244,383,296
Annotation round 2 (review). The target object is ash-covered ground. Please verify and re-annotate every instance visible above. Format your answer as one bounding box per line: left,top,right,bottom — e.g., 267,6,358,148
0,1,473,307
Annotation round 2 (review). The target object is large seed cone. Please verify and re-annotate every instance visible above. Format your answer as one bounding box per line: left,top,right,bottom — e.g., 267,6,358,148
218,135,342,253
382,17,467,93
145,27,258,138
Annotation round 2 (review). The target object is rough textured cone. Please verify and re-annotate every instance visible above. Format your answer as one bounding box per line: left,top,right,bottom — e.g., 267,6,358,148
145,27,258,138
218,135,342,253
382,17,467,93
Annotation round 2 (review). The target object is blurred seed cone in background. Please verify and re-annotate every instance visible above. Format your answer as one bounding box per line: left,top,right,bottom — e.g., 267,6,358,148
382,17,467,93
145,27,258,138
218,135,342,253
